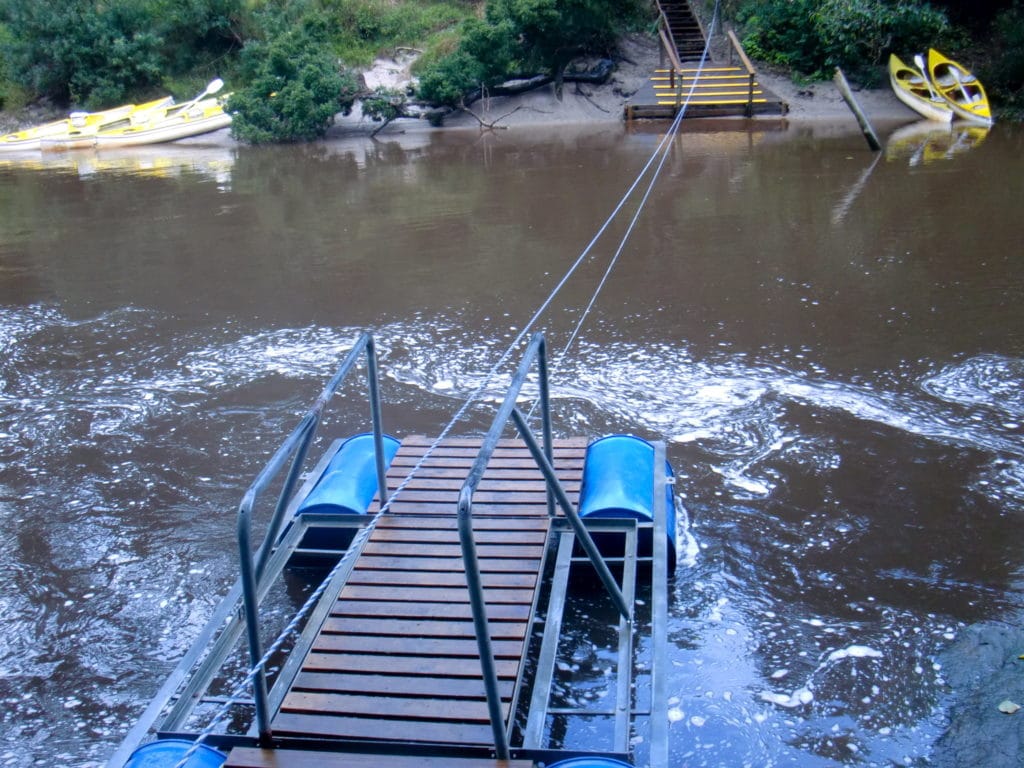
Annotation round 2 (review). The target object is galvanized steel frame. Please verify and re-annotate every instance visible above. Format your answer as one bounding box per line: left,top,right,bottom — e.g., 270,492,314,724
108,331,672,767
237,332,390,744
457,332,631,759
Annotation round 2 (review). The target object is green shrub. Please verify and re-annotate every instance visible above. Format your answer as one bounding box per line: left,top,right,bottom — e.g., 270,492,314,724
984,2,1024,115
361,87,409,127
1,0,166,107
738,0,950,79
417,48,485,105
0,22,13,109
738,0,821,72
416,0,645,105
320,0,472,66
228,12,360,143
813,0,948,70
154,0,249,74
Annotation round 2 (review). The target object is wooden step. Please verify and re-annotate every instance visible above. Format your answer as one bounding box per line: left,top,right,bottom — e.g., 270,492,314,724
226,749,533,768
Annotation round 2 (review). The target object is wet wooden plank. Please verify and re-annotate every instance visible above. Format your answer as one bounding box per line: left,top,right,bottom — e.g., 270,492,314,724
318,617,528,640
345,570,537,589
358,541,543,560
226,749,532,768
308,636,524,659
271,712,497,745
388,454,584,470
370,516,551,532
329,600,532,621
282,691,497,722
370,526,548,544
270,435,588,751
292,671,515,698
393,436,583,450
384,475,580,492
349,555,540,573
337,585,536,604
301,652,520,678
368,500,554,516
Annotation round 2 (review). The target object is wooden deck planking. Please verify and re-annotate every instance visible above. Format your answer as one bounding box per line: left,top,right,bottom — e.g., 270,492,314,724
292,670,516,697
267,436,586,750
226,750,532,768
270,713,498,746
307,636,525,658
299,652,521,678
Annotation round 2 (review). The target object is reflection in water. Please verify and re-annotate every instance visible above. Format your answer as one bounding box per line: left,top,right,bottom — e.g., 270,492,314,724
0,143,235,184
0,121,1022,766
885,121,989,166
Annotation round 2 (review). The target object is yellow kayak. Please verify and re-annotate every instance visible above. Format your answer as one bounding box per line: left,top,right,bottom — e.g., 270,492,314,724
93,96,231,148
0,102,147,152
39,97,176,151
888,53,952,123
927,48,993,126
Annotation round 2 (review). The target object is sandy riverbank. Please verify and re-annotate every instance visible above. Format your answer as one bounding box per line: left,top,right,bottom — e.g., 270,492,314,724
1,32,921,141
328,32,921,137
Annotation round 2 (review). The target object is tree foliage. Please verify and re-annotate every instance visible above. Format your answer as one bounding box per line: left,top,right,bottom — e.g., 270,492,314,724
0,0,470,139
227,10,360,144
0,0,167,107
983,2,1024,116
416,0,647,106
738,0,950,79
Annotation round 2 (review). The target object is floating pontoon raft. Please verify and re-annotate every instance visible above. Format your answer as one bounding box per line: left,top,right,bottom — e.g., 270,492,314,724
109,333,674,768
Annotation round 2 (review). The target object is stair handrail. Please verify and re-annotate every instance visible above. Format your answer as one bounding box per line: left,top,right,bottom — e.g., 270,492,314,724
690,0,708,43
726,27,757,115
657,8,684,75
457,332,631,759
236,331,389,745
726,27,755,76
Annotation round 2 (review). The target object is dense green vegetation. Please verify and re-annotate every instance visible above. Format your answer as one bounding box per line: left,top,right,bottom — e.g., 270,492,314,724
0,0,1022,140
417,0,649,105
0,0,478,140
736,0,950,82
728,0,1023,104
984,3,1024,117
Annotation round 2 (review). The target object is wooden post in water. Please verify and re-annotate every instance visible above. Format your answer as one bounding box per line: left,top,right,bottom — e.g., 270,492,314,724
834,67,881,151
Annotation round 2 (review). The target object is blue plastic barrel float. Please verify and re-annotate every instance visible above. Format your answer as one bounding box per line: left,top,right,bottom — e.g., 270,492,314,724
123,739,226,768
579,434,677,572
296,433,400,515
546,757,634,768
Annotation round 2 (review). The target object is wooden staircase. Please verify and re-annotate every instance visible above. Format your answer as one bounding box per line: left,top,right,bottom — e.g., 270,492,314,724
658,0,706,61
625,2,788,119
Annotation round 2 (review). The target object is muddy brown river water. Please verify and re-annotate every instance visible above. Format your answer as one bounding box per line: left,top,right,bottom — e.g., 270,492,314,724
0,118,1022,767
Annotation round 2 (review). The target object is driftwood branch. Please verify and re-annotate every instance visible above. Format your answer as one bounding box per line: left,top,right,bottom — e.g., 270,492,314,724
457,103,551,130
573,82,610,113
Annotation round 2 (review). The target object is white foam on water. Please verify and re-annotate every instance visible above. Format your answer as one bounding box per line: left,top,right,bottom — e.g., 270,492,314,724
2,306,1019,768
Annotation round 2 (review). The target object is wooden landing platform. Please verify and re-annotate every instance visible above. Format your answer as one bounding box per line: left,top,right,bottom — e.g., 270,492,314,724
226,436,587,763
227,749,532,768
627,65,787,120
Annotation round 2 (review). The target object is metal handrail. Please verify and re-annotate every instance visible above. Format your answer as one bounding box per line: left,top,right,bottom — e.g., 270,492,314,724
236,332,389,744
457,332,631,759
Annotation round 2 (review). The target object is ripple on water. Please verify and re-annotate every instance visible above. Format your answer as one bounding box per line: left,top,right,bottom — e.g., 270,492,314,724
1,305,1022,767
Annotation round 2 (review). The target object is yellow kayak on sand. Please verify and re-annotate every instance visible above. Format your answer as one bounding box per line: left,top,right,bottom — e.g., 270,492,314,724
39,97,176,151
0,100,170,152
93,79,232,148
1,79,231,152
927,48,993,126
888,53,953,123
93,96,231,148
